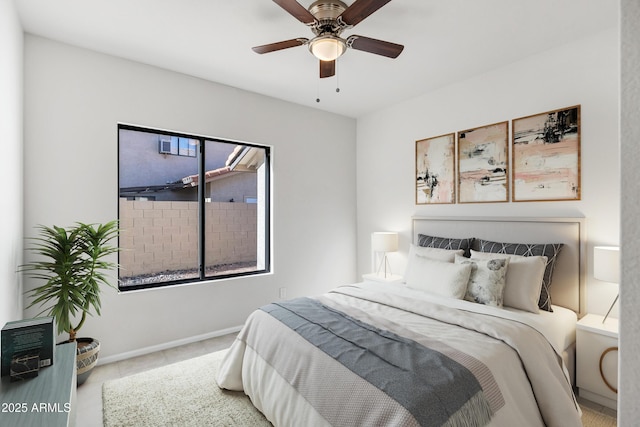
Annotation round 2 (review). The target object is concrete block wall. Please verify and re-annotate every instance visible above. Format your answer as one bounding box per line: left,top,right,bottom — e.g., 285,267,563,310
119,199,257,278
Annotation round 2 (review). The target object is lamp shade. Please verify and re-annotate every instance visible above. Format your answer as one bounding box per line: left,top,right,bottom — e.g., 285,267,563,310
372,232,398,253
594,246,620,283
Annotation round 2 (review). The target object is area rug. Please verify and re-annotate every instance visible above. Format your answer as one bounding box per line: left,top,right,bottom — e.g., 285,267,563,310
103,348,614,426
580,405,617,427
102,349,271,427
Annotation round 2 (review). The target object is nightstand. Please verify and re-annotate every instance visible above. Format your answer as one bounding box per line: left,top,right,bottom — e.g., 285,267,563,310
576,313,618,410
362,273,404,284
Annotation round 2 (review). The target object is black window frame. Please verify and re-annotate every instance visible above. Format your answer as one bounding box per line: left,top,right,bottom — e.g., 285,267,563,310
117,123,271,291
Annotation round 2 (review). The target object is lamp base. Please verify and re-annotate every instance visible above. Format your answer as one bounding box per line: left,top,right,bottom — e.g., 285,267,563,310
602,294,619,324
376,253,393,278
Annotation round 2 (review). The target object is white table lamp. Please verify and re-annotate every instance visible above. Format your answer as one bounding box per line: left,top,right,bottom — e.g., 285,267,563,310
372,232,398,278
594,246,620,323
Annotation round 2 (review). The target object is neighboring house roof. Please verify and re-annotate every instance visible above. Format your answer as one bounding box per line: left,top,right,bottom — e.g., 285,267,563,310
181,165,233,187
120,145,263,196
181,146,262,188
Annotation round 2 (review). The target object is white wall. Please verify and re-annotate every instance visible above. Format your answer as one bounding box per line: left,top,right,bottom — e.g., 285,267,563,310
0,0,24,328
22,35,357,360
356,29,620,317
619,0,640,423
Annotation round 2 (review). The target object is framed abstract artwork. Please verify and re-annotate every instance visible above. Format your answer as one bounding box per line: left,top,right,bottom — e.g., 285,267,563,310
512,105,581,201
415,133,455,204
457,121,509,203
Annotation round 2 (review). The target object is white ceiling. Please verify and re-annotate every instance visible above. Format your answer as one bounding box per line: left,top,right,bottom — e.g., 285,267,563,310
15,0,618,118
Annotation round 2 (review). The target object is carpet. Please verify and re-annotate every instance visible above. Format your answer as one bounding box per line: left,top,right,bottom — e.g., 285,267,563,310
103,348,615,426
102,349,271,427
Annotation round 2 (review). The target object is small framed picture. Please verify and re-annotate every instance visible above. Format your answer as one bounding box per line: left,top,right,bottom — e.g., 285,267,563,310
512,105,581,201
415,133,455,204
457,121,509,203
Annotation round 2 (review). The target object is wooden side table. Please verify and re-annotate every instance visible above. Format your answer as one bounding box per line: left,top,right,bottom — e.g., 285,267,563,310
576,313,618,410
0,342,77,426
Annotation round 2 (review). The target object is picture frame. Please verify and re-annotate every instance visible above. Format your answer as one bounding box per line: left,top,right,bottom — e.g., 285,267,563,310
512,105,581,202
415,133,456,204
457,121,509,203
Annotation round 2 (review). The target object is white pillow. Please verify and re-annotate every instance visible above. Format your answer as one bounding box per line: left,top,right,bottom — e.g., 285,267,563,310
455,255,509,307
470,250,547,313
408,244,465,262
405,257,472,299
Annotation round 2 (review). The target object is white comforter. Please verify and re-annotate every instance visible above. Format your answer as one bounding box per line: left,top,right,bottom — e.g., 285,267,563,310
217,282,581,427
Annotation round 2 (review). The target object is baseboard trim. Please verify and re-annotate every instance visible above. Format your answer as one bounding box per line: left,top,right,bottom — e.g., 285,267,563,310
578,388,618,411
97,325,243,366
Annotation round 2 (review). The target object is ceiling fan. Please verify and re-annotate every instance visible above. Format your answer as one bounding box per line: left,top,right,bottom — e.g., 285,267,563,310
252,0,404,78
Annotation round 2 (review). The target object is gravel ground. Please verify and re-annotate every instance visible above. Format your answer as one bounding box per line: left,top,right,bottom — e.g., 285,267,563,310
120,262,258,287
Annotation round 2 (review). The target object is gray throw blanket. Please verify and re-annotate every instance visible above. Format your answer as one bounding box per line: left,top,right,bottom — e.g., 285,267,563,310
263,297,493,426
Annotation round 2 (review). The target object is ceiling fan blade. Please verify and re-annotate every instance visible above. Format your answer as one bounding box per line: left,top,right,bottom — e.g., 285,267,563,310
252,38,308,54
347,35,404,58
320,60,336,78
273,0,317,25
339,0,392,27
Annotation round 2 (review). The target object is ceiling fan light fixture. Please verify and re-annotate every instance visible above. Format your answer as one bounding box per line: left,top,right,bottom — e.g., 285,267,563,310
309,35,346,61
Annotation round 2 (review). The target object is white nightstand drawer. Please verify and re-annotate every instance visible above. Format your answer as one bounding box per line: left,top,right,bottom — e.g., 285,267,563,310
576,314,618,409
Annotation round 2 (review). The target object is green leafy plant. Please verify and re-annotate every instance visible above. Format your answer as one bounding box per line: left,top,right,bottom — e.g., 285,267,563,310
20,221,119,342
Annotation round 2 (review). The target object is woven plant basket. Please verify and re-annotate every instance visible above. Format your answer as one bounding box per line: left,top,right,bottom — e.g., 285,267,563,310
76,338,100,385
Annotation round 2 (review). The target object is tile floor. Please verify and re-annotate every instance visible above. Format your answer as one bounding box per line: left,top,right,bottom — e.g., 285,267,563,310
77,333,617,426
76,333,237,427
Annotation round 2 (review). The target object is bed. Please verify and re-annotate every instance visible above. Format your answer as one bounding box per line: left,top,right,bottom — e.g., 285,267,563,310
217,216,586,426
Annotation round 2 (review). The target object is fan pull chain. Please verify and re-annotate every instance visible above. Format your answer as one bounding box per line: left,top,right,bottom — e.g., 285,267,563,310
316,59,341,102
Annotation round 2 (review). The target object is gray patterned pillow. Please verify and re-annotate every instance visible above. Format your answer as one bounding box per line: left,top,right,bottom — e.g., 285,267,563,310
470,239,563,312
455,255,509,307
417,234,474,257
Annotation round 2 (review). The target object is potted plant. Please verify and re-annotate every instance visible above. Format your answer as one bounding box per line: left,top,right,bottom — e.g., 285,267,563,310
20,220,119,385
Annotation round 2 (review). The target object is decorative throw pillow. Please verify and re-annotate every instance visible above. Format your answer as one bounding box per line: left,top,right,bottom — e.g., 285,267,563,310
417,234,474,257
455,255,509,307
470,250,547,313
405,257,472,299
470,239,563,312
409,244,465,263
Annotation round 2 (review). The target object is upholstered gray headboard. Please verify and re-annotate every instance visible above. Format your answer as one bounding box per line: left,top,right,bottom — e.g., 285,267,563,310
412,216,586,315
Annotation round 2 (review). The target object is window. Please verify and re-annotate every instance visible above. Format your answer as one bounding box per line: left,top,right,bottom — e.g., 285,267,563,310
158,136,197,157
118,124,270,290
